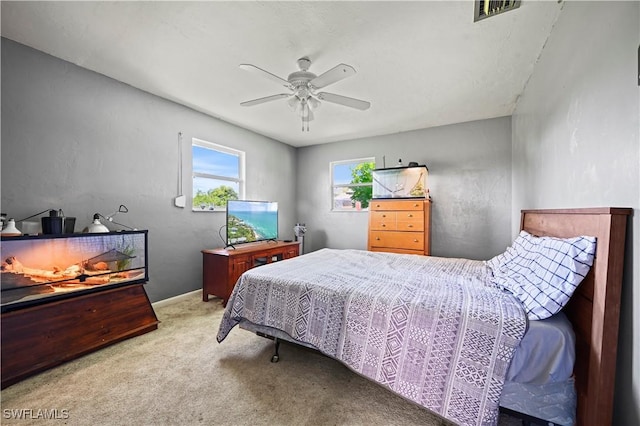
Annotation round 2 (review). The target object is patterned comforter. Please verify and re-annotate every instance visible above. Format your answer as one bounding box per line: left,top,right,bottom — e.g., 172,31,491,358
217,249,527,426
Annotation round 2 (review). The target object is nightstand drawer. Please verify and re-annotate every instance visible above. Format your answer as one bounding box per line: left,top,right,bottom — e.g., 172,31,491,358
369,231,424,251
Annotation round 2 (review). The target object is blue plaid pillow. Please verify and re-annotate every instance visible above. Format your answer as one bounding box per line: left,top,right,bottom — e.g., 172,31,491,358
486,231,596,320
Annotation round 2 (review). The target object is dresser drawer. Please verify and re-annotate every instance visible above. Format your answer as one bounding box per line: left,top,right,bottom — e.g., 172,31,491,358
369,231,424,251
370,211,397,230
396,211,424,231
369,247,424,255
370,200,424,211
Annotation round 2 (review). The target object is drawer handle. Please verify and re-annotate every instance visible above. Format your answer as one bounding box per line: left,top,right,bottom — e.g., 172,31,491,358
376,237,381,241
382,224,386,227
407,225,413,228
376,204,381,208
413,239,419,242
382,214,386,218
408,214,413,217
414,204,419,207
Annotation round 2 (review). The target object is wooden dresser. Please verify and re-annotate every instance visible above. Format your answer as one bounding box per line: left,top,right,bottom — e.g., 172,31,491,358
367,199,431,255
202,240,300,305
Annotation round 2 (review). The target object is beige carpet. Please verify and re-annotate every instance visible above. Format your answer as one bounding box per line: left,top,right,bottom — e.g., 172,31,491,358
1,291,522,426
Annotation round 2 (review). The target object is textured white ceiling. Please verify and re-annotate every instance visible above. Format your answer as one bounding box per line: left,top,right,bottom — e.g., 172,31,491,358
0,1,563,147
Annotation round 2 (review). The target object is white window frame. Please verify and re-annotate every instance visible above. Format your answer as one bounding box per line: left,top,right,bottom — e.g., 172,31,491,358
192,138,245,212
330,157,376,212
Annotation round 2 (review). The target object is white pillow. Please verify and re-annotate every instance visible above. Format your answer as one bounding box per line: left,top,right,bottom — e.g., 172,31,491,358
485,231,529,273
486,231,596,320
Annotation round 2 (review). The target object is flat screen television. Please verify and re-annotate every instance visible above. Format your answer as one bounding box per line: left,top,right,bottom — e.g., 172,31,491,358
226,200,278,247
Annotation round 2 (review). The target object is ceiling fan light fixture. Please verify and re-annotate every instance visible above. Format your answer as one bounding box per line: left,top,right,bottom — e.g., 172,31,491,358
287,96,298,110
308,97,320,110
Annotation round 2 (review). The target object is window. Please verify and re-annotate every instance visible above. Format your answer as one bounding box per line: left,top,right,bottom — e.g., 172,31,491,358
192,138,245,211
330,157,375,211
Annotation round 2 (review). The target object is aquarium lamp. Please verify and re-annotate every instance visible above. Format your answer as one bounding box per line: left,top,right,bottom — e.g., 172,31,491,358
1,219,22,236
86,214,110,233
101,205,136,231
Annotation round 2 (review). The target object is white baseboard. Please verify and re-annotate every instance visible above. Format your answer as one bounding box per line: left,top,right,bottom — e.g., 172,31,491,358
152,289,200,308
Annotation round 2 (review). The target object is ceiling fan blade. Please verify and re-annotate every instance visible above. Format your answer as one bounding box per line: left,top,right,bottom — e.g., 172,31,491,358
239,64,293,89
317,92,371,110
310,64,356,89
240,93,291,107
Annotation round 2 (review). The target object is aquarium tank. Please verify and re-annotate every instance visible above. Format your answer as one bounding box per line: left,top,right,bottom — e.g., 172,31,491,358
372,165,428,199
1,231,148,311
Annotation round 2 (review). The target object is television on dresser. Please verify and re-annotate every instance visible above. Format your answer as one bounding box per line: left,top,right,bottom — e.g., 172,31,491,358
226,200,278,247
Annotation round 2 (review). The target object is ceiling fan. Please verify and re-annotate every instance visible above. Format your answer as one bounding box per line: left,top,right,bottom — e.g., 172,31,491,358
239,57,371,131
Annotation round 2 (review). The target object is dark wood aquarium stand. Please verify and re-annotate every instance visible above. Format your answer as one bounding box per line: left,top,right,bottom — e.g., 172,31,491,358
202,240,300,306
1,283,158,389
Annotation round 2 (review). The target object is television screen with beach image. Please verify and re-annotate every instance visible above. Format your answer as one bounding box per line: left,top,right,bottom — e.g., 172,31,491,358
226,200,278,246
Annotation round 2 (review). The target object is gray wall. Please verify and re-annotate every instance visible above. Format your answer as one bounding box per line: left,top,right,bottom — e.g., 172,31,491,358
512,1,639,423
296,116,513,260
0,38,298,302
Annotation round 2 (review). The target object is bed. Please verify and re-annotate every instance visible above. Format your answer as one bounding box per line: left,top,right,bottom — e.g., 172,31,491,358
217,208,631,426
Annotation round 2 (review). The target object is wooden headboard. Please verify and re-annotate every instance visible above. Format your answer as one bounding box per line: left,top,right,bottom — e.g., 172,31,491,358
520,207,632,426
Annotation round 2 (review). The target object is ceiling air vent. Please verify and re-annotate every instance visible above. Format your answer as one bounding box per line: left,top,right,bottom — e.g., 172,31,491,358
474,0,521,22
